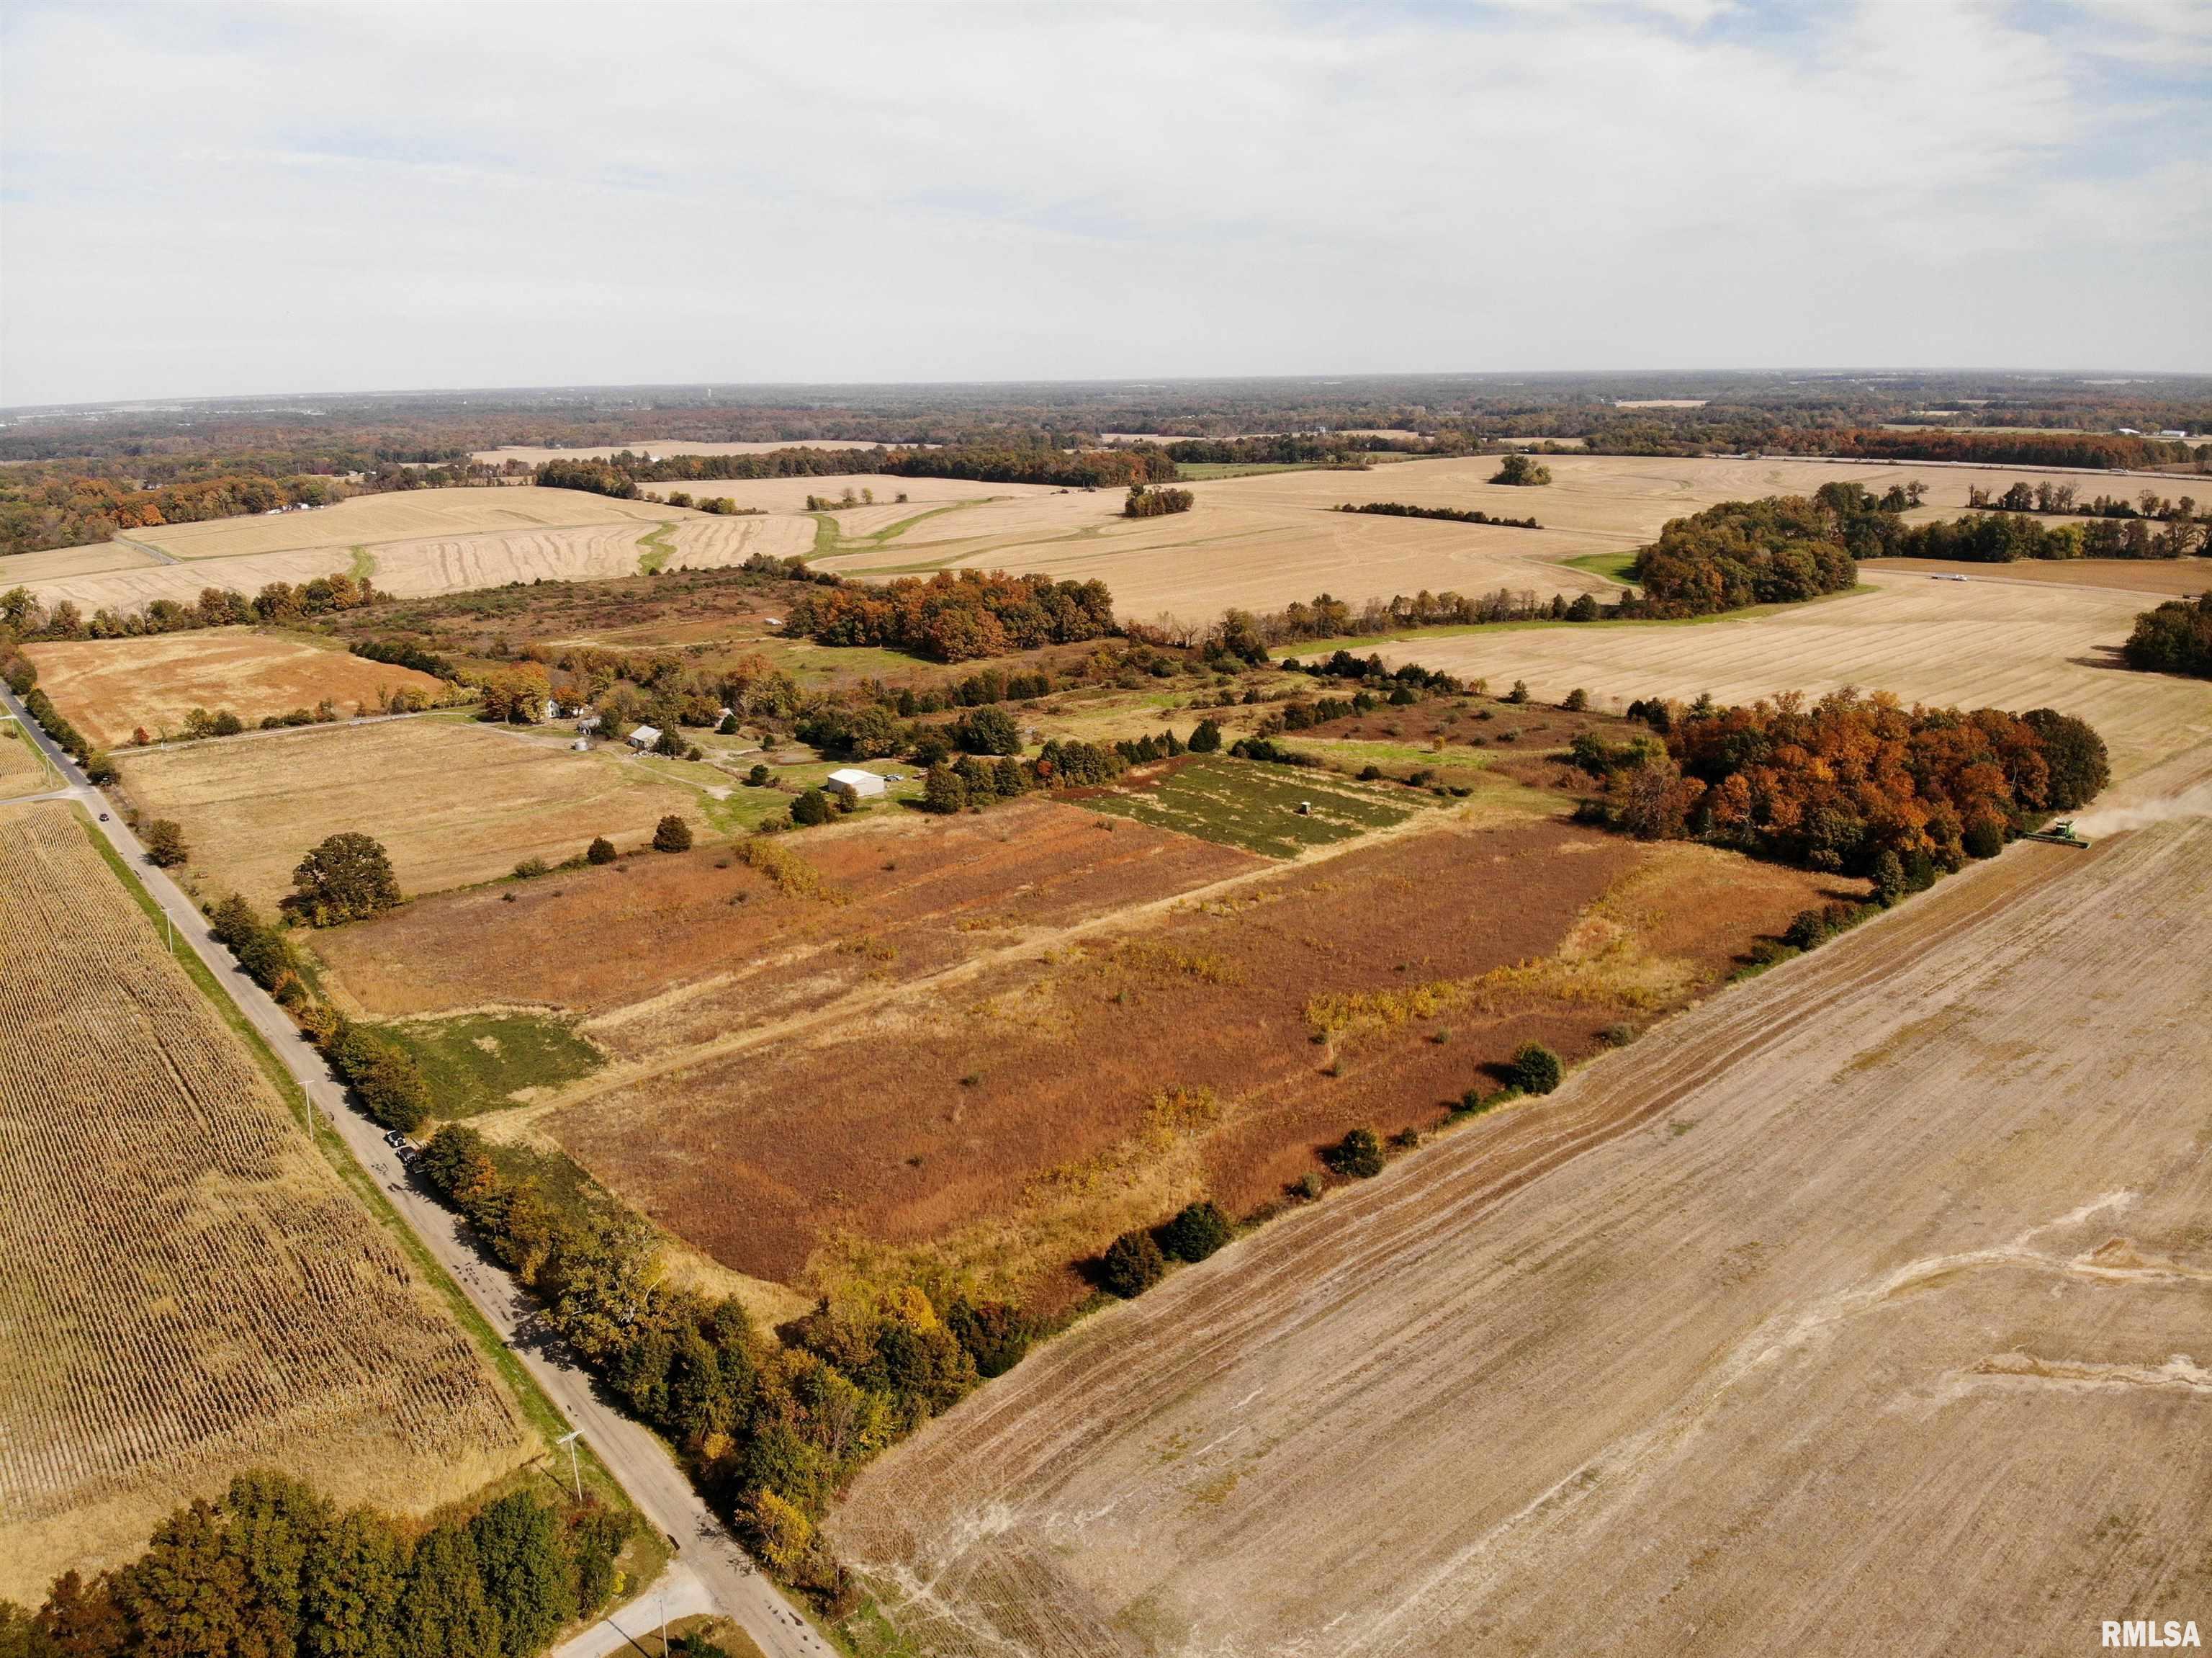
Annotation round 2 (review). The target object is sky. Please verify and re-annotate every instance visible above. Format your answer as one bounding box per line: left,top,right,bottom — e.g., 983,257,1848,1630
2,0,2208,407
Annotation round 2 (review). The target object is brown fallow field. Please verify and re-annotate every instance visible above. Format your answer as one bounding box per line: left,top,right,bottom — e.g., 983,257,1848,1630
828,773,2212,1658
24,627,449,749
118,716,705,910
0,801,531,1600
310,771,1839,1311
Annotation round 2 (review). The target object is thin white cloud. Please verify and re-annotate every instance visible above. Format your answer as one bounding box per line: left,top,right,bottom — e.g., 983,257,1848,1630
1,0,2204,405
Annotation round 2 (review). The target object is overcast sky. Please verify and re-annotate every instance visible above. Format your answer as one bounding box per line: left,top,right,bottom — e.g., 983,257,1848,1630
3,0,2207,407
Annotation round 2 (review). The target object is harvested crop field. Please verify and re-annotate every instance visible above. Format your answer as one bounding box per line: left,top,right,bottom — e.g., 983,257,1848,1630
0,801,530,1599
120,717,701,908
521,811,1835,1299
830,799,2212,1658
0,720,49,794
25,627,449,748
1865,554,2212,596
1346,570,2212,782
0,540,162,581
126,485,685,560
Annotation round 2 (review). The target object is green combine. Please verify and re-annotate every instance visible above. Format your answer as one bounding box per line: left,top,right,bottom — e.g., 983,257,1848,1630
2022,819,2090,848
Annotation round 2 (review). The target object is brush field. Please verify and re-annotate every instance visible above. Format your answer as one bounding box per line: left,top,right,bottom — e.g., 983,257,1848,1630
0,801,531,1599
26,627,451,748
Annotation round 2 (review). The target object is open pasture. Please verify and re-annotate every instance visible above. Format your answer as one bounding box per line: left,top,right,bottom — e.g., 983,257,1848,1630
120,717,701,909
830,806,2212,1658
1338,570,2212,782
0,801,530,1599
1076,753,1421,856
508,806,1833,1300
25,627,449,748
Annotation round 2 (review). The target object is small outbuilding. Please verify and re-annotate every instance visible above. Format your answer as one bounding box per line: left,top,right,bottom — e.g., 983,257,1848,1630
628,725,662,750
824,767,887,799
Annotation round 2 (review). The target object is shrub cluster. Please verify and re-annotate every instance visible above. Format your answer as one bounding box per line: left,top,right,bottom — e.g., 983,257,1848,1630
785,569,1117,663
2123,592,2212,679
1123,483,1195,518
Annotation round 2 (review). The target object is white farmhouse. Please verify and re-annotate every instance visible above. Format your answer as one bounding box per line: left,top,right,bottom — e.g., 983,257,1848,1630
824,767,887,800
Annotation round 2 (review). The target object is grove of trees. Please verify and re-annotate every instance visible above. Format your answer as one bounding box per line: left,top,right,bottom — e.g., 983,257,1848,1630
783,569,1117,662
2122,592,2212,678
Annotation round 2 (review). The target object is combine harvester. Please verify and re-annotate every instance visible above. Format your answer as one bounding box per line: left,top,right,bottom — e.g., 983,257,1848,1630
2022,819,2091,848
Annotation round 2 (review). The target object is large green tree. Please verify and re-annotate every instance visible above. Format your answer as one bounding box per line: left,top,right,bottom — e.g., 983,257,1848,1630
287,833,400,926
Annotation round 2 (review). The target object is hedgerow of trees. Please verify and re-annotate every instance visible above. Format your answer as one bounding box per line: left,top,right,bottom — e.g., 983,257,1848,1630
1334,501,1540,530
0,1469,632,1658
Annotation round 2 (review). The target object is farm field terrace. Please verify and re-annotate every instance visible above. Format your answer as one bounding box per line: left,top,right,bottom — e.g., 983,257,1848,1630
0,799,532,1600
827,778,2212,1658
117,714,707,910
24,626,451,748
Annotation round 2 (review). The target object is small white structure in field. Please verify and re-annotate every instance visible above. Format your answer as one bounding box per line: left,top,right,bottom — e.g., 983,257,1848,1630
763,617,783,628
628,725,662,750
825,767,887,800
571,738,591,752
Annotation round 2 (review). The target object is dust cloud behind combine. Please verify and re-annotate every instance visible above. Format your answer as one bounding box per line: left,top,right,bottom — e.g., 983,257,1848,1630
830,790,2212,1657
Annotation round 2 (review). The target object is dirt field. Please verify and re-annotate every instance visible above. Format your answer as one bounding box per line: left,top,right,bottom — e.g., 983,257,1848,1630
119,717,702,908
0,800,530,1599
0,540,163,581
828,784,2212,1657
1342,570,2212,783
24,628,450,748
1865,554,2211,597
356,787,1835,1304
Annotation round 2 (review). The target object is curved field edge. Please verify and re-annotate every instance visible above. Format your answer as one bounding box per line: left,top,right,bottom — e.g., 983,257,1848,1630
826,807,2212,1657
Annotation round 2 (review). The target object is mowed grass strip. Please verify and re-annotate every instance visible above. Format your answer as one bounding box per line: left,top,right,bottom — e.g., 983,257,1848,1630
1077,755,1419,856
377,1011,604,1119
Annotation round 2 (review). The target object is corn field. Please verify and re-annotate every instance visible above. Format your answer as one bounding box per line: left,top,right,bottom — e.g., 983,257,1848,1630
0,802,529,1597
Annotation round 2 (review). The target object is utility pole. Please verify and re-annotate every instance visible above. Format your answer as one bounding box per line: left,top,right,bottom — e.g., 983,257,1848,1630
660,1588,669,1657
556,1429,584,1502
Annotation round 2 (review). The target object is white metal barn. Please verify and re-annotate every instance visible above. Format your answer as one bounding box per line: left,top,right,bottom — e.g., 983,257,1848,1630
825,767,887,799
628,725,662,749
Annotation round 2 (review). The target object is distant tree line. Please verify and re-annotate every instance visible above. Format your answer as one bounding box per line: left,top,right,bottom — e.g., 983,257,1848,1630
0,1469,632,1658
1963,480,2200,520
536,442,1177,497
1334,501,1539,530
0,470,354,558
2123,592,2212,678
1769,426,2198,471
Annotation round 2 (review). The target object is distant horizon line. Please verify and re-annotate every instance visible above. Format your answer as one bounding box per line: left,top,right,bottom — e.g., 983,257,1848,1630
8,364,2211,418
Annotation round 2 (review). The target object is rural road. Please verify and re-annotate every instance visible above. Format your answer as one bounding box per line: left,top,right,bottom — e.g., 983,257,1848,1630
0,685,836,1658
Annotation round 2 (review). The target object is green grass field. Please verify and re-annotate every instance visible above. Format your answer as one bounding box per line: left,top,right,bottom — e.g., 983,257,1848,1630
1077,755,1418,856
1560,550,1640,585
379,1011,603,1119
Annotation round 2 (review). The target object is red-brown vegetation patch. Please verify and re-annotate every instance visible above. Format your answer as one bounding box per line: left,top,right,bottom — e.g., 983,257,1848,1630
313,798,1263,1052
544,817,1843,1304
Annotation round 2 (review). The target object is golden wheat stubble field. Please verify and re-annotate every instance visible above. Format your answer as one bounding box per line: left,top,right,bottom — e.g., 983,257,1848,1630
120,717,704,910
0,801,531,1599
24,628,450,749
828,787,2212,1658
0,720,48,794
